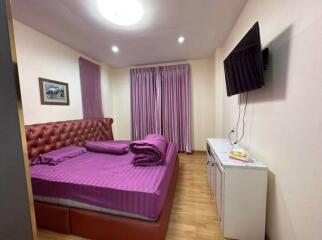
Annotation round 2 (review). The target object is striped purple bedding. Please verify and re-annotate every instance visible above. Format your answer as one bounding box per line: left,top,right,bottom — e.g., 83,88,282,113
30,141,177,220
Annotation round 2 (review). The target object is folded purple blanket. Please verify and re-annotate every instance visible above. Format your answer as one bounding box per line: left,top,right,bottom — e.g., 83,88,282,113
129,134,168,167
85,141,129,155
33,146,87,165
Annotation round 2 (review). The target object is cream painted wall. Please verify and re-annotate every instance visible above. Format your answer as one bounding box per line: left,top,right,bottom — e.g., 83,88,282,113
109,59,215,150
13,20,112,124
101,64,113,117
214,0,322,239
190,59,215,150
213,48,224,138
109,67,131,140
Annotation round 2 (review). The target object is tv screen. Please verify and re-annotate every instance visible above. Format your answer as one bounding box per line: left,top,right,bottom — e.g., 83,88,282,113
224,22,264,96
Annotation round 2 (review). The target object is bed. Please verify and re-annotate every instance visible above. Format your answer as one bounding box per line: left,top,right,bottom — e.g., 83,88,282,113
25,118,179,240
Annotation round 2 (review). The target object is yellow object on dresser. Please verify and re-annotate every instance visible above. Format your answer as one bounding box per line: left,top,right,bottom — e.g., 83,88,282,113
229,149,248,162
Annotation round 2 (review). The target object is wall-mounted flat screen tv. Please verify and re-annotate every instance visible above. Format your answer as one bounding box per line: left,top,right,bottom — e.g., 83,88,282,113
224,22,264,96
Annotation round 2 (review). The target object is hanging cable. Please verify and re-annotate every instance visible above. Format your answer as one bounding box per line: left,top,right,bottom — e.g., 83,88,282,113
235,92,248,144
234,94,242,142
228,129,235,145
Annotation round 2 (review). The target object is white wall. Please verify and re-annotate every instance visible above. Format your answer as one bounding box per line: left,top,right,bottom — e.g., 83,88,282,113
213,48,224,138
110,58,215,150
190,59,215,150
214,0,322,239
101,64,113,117
13,21,112,125
109,67,131,140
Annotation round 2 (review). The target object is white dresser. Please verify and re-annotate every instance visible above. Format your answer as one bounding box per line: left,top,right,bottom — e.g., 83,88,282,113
207,138,268,240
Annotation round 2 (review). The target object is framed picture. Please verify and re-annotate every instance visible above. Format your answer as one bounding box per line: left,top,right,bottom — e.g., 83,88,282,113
39,78,69,105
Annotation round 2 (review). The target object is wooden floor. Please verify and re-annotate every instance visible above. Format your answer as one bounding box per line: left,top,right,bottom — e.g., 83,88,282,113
38,152,225,240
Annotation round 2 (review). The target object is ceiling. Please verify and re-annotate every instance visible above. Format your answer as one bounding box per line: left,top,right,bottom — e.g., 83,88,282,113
11,0,247,67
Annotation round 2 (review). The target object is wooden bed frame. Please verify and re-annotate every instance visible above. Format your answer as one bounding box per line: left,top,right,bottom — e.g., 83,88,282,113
25,118,178,240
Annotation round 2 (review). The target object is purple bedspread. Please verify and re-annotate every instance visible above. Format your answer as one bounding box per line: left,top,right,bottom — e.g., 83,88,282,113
30,141,177,220
130,134,168,166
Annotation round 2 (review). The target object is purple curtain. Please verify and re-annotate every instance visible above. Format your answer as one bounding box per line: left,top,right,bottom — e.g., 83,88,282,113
130,64,191,153
159,65,191,152
131,67,160,138
79,57,103,119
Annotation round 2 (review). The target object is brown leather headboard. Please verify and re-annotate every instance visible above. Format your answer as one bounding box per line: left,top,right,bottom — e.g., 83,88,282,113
25,118,113,162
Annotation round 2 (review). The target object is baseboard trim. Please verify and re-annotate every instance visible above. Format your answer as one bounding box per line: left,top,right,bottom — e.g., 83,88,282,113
191,150,207,154
178,150,206,154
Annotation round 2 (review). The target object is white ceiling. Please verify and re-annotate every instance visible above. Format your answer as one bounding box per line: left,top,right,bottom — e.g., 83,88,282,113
11,0,247,67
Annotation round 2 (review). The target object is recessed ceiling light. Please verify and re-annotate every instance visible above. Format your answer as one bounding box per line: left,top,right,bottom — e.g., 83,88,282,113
111,45,119,53
178,36,185,44
97,0,144,26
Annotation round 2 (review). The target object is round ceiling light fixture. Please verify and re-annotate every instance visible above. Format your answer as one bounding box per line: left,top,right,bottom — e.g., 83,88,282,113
97,0,144,26
111,45,119,53
178,36,185,44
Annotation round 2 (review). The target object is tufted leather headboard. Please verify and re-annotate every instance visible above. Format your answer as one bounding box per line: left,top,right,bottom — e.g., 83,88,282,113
25,118,113,162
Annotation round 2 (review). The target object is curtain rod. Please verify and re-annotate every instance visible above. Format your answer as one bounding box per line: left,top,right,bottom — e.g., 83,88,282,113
129,61,189,70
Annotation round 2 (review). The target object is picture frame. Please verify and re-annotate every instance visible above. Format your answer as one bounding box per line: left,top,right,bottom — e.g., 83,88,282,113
39,78,69,105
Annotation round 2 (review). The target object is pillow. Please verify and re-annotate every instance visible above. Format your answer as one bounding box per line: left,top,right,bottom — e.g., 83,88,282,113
36,146,87,165
85,141,129,155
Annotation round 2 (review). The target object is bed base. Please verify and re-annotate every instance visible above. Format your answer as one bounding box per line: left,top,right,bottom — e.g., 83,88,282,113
34,159,179,240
